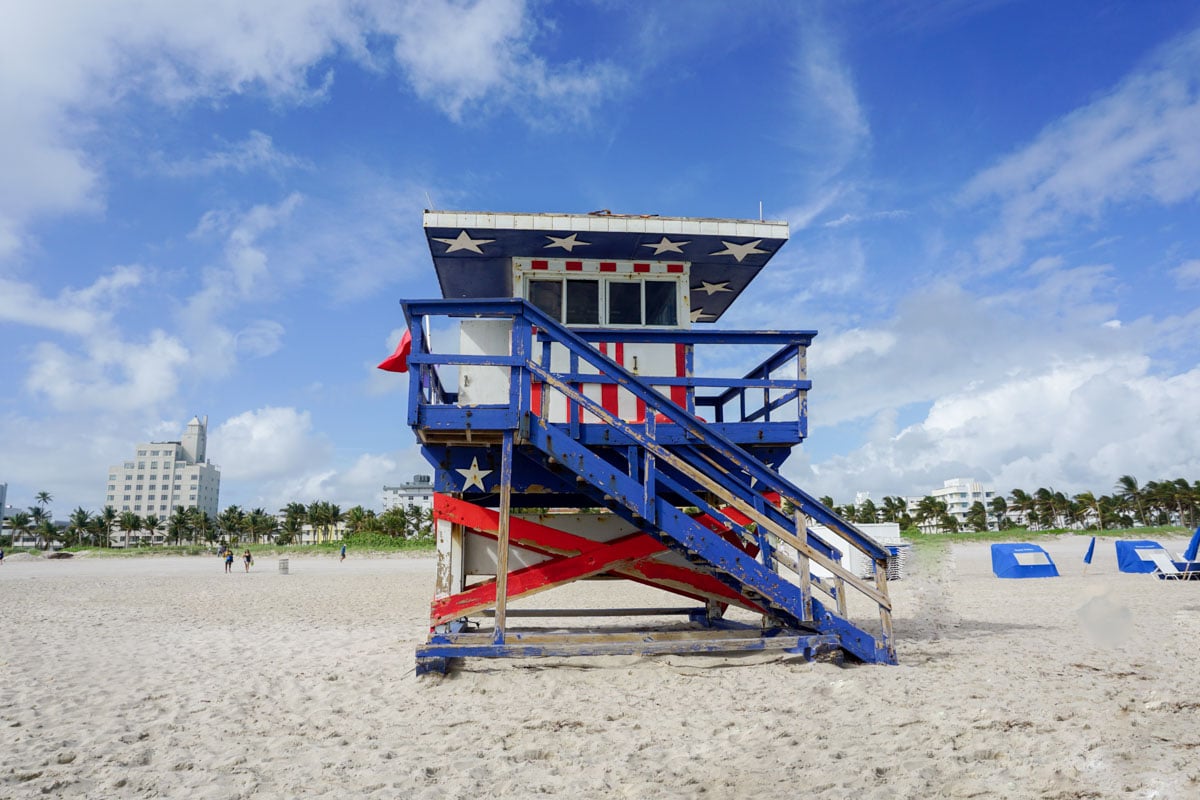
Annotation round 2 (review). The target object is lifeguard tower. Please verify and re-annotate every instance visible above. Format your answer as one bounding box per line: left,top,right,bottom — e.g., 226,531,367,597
385,210,896,674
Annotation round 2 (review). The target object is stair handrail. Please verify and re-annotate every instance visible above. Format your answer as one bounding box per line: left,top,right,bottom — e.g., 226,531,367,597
401,298,890,563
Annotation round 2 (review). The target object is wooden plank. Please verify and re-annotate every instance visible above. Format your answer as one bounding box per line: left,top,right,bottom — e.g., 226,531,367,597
434,627,808,646
434,495,763,613
417,634,840,660
431,533,665,625
481,607,699,618
492,431,514,643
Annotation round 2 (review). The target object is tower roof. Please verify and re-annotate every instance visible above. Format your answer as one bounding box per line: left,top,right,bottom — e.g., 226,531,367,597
423,210,790,322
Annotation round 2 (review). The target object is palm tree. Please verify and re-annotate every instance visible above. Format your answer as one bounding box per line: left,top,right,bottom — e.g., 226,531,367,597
1008,489,1034,529
100,505,117,548
989,496,1008,529
880,496,908,524
346,505,370,535
142,514,161,546
168,506,191,545
965,501,988,532
192,509,216,545
1115,475,1147,526
379,506,410,538
8,511,32,547
35,491,52,514
68,507,94,546
35,520,58,550
914,496,947,533
1073,491,1103,530
218,505,246,546
119,511,141,549
245,508,277,544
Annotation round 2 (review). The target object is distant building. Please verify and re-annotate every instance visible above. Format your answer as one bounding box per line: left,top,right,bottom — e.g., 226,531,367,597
382,474,434,513
907,478,996,528
104,416,221,542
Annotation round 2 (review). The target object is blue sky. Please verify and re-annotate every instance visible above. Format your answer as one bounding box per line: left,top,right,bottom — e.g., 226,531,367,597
3,0,1200,517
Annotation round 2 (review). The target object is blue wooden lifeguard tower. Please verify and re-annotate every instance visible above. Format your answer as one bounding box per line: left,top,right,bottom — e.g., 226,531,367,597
384,210,896,674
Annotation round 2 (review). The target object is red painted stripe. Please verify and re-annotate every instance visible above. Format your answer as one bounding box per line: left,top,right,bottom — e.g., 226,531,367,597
633,263,650,273
430,496,764,620
531,380,542,416
565,260,583,271
600,342,618,414
672,343,687,408
599,262,617,272
531,259,549,269
667,263,683,273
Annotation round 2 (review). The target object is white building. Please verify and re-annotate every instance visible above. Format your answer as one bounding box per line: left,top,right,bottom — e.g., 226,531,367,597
907,478,996,527
104,417,221,536
382,474,434,513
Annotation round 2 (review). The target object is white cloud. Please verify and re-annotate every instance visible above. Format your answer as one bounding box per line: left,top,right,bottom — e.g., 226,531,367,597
25,331,189,413
234,320,286,358
209,407,332,482
796,357,1200,499
154,131,310,178
963,28,1200,270
0,0,626,260
1172,258,1200,288
209,407,425,511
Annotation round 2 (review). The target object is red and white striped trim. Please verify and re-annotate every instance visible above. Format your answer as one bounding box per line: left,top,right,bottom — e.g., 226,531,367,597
519,257,687,275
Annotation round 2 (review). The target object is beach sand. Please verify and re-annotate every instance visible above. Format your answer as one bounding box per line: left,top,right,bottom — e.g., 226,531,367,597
2,538,1198,799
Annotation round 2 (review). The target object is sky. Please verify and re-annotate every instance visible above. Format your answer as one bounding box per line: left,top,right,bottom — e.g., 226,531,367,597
2,0,1200,518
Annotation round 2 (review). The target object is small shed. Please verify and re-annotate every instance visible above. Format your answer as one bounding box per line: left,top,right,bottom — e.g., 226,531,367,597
1114,540,1166,574
991,543,1059,579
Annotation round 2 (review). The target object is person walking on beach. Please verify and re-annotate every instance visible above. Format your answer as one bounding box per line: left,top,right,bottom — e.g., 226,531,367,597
340,543,347,562
224,547,234,573
243,549,253,572
0,546,5,566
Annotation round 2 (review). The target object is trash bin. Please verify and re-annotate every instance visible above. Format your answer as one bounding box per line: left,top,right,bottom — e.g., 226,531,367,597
278,558,289,575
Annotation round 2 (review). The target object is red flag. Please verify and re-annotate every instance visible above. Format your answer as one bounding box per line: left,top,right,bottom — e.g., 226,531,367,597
377,329,412,373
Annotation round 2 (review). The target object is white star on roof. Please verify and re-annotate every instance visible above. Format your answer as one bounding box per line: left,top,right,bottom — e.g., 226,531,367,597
432,230,495,254
695,281,731,296
545,233,590,252
455,457,493,491
710,239,767,263
690,308,715,322
642,236,689,255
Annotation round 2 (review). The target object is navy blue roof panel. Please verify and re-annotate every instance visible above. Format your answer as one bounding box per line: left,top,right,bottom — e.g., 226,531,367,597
423,211,790,322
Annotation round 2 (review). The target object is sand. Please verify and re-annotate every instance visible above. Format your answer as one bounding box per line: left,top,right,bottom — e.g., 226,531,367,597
1,538,1198,799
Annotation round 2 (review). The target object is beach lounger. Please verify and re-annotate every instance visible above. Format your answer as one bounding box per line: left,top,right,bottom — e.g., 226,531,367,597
1145,551,1191,581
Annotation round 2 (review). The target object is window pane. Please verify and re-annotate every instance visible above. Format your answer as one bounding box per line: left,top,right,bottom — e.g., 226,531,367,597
565,280,599,324
608,282,642,325
645,281,677,326
529,280,562,321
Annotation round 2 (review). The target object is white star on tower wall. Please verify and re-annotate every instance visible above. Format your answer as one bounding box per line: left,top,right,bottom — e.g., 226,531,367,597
456,458,493,491
432,230,495,253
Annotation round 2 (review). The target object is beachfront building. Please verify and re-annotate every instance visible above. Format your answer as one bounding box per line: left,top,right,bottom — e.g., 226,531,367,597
907,477,996,528
104,416,221,544
382,474,434,514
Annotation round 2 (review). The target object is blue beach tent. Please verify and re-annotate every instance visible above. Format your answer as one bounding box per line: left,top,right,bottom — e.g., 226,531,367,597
1114,540,1166,573
1184,526,1200,562
991,543,1060,579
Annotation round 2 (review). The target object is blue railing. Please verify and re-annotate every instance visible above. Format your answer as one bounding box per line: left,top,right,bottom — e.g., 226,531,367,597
401,297,894,661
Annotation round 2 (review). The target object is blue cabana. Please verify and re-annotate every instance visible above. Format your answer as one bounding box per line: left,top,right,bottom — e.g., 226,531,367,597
1184,526,1200,562
991,543,1059,579
1114,540,1166,573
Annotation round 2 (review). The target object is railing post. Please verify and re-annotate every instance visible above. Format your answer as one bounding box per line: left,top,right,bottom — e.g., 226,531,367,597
492,430,515,644
793,510,813,621
874,559,893,650
511,314,531,417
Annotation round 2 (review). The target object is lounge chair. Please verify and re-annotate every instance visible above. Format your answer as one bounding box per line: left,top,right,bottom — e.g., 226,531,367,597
1144,550,1197,581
